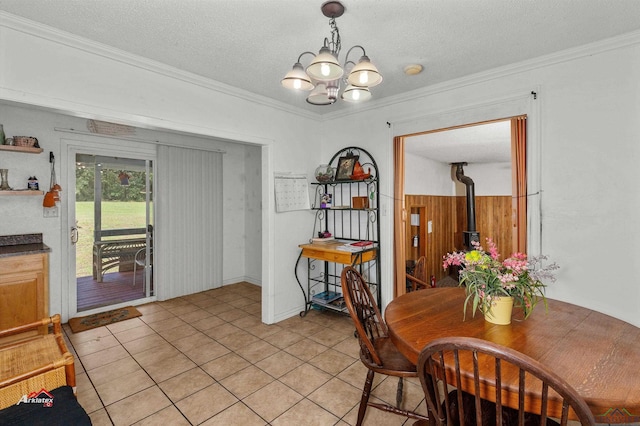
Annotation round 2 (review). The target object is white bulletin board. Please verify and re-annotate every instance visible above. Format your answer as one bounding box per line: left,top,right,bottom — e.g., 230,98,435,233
274,173,310,212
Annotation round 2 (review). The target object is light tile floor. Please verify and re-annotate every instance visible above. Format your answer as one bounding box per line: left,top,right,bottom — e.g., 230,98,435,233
63,282,428,425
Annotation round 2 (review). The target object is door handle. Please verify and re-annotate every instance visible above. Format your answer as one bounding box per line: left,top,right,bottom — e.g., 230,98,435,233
71,226,78,245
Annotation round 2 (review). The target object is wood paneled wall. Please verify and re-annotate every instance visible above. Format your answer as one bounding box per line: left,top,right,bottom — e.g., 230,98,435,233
455,196,514,256
405,195,513,282
405,195,456,282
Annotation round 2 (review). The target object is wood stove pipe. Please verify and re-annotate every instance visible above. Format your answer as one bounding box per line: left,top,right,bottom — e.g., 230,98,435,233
453,163,479,249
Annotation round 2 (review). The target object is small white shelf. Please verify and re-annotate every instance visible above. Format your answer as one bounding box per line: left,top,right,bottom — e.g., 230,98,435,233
0,190,44,196
0,145,43,154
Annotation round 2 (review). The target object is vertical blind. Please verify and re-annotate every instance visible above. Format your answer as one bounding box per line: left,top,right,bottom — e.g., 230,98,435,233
156,145,223,300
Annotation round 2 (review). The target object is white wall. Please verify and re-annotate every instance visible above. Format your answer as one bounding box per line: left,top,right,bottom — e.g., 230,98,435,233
322,36,640,326
0,15,320,324
404,154,452,195
405,156,511,196
243,144,262,285
3,13,640,327
452,162,512,196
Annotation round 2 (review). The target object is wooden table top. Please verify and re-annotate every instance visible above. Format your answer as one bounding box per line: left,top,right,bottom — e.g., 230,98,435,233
298,241,376,265
384,287,640,423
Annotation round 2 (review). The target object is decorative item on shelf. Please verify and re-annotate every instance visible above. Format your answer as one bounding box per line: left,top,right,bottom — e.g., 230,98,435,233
320,193,332,208
27,176,39,191
335,153,358,180
352,196,368,209
443,238,559,324
44,152,62,207
280,1,382,106
0,169,10,190
0,124,5,144
315,164,335,182
12,136,39,148
350,160,371,180
318,230,332,238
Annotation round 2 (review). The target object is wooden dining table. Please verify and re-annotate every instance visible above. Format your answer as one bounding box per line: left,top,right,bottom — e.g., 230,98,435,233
384,287,640,424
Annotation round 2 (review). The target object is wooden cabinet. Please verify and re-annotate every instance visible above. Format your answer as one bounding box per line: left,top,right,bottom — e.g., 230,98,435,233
0,253,49,337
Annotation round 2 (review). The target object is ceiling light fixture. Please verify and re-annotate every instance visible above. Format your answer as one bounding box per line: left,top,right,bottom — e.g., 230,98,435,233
403,64,423,76
281,1,382,105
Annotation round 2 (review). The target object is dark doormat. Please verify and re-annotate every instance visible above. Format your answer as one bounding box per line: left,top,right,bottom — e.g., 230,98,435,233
68,306,142,333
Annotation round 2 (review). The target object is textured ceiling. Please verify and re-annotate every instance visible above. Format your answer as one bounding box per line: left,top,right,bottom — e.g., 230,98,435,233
3,0,640,117
405,120,512,164
3,1,640,164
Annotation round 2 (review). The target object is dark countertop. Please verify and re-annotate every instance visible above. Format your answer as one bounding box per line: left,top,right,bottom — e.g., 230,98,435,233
0,233,51,258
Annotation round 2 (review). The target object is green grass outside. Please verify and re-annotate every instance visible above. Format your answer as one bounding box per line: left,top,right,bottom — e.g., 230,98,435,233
76,201,150,277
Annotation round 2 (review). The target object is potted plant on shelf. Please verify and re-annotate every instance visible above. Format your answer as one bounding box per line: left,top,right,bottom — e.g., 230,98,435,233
443,238,559,324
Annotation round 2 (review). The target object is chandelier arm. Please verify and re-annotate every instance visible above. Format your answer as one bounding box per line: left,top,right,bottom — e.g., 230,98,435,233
343,60,356,74
297,51,317,64
344,45,367,65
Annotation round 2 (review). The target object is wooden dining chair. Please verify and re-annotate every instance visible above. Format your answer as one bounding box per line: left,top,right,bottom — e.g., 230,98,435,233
341,266,429,426
407,256,430,291
415,336,596,426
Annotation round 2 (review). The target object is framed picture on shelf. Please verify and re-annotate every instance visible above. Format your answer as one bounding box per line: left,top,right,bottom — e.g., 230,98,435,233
335,155,359,180
320,193,332,208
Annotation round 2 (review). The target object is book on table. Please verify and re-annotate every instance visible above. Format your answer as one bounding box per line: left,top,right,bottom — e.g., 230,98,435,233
336,241,375,252
311,236,335,244
350,240,374,247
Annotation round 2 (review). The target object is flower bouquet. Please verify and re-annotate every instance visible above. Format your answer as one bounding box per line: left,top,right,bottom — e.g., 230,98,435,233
443,238,559,321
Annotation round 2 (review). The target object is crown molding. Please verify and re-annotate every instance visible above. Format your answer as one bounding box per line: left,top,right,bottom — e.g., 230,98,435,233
0,11,321,122
321,29,640,122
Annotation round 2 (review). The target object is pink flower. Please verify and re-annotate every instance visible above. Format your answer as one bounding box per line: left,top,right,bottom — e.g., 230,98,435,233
486,238,500,260
442,251,465,269
503,253,528,274
499,273,516,283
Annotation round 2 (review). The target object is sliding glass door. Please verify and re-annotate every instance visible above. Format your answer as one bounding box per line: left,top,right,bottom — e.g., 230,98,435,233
72,153,153,313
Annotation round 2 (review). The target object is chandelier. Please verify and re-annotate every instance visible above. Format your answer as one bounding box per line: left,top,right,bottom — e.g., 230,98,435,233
281,1,383,105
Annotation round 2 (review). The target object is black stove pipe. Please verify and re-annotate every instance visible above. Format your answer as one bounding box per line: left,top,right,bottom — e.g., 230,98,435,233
453,163,480,249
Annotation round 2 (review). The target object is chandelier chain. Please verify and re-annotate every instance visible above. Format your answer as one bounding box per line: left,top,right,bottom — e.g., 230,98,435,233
328,17,342,56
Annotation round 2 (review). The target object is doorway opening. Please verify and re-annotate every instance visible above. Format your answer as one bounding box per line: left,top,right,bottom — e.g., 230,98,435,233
394,116,527,296
74,154,154,312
